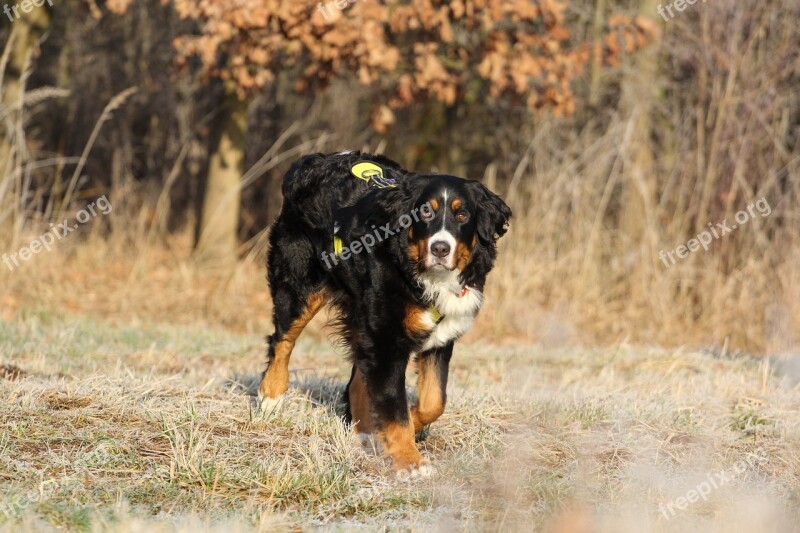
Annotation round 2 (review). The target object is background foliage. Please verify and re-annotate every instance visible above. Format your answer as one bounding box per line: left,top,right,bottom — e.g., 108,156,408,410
0,0,798,351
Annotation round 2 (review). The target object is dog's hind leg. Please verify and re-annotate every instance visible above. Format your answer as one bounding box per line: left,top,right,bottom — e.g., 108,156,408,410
344,365,374,434
259,288,326,402
259,222,328,403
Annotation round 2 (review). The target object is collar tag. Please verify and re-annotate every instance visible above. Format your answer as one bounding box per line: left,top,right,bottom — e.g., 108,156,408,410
428,305,444,324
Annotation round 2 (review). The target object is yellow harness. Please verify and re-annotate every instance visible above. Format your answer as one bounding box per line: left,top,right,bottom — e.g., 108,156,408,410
350,161,396,189
332,161,394,259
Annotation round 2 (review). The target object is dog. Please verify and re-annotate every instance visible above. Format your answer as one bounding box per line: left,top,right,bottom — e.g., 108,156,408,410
258,151,511,477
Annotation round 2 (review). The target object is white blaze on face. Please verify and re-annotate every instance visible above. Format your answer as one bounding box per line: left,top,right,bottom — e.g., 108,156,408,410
427,190,457,269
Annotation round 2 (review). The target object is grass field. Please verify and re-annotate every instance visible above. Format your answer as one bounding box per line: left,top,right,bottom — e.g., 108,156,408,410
2,306,799,531
0,0,797,529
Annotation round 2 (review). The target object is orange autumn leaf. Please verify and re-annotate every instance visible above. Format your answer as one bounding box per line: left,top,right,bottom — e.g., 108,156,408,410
156,0,653,129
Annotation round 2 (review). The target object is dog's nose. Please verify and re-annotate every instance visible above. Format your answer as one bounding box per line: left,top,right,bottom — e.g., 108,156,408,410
431,241,451,258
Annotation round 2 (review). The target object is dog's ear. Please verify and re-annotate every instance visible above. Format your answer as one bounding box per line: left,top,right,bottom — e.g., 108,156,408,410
460,180,511,289
471,180,512,248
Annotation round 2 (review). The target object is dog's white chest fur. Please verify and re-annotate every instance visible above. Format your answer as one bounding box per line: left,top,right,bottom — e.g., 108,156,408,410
418,271,482,351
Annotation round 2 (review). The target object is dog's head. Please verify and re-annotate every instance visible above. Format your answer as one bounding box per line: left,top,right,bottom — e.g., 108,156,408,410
385,175,511,288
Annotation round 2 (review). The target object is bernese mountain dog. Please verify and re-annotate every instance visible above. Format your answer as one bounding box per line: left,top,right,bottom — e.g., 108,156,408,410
258,151,511,477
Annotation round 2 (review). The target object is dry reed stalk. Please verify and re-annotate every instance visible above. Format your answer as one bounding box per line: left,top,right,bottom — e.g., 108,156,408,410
59,86,138,217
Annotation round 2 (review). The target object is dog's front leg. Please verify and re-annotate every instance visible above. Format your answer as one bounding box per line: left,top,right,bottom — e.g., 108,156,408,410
355,341,432,478
411,342,453,433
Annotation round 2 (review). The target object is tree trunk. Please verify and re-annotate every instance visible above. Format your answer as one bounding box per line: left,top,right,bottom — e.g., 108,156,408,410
618,0,661,264
194,85,247,267
0,5,52,245
588,0,608,107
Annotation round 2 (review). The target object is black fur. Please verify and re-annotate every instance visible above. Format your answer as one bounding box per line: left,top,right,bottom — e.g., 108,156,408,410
264,151,511,444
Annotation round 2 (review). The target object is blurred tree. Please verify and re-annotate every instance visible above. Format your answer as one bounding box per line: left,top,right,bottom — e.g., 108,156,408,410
93,0,654,263
616,4,661,280
194,83,247,266
169,0,597,124
164,0,631,264
0,3,52,240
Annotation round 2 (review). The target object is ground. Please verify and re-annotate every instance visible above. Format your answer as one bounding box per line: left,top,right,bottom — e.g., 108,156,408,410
2,309,799,532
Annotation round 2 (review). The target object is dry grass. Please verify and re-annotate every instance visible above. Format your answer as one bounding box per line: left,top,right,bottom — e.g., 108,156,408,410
1,3,798,528
487,124,800,353
2,245,800,531
2,18,798,353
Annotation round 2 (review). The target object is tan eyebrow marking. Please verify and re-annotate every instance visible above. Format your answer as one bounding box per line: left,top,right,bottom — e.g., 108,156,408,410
429,199,439,210
451,199,462,211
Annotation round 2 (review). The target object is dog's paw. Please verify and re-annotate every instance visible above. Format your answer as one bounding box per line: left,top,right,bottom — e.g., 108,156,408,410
356,432,374,447
395,458,434,480
354,432,383,457
256,394,284,413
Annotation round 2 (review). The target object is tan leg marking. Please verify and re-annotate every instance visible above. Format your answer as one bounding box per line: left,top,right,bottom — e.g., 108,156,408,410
259,291,326,399
379,420,425,473
411,356,446,432
348,368,374,434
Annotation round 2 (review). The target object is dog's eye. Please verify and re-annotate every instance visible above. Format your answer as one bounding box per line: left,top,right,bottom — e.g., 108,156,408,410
456,211,469,223
420,207,434,221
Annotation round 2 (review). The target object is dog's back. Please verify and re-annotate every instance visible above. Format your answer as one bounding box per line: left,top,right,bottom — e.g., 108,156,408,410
278,151,410,234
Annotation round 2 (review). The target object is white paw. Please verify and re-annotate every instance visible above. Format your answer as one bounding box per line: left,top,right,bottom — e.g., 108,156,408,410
257,394,284,413
396,461,434,480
